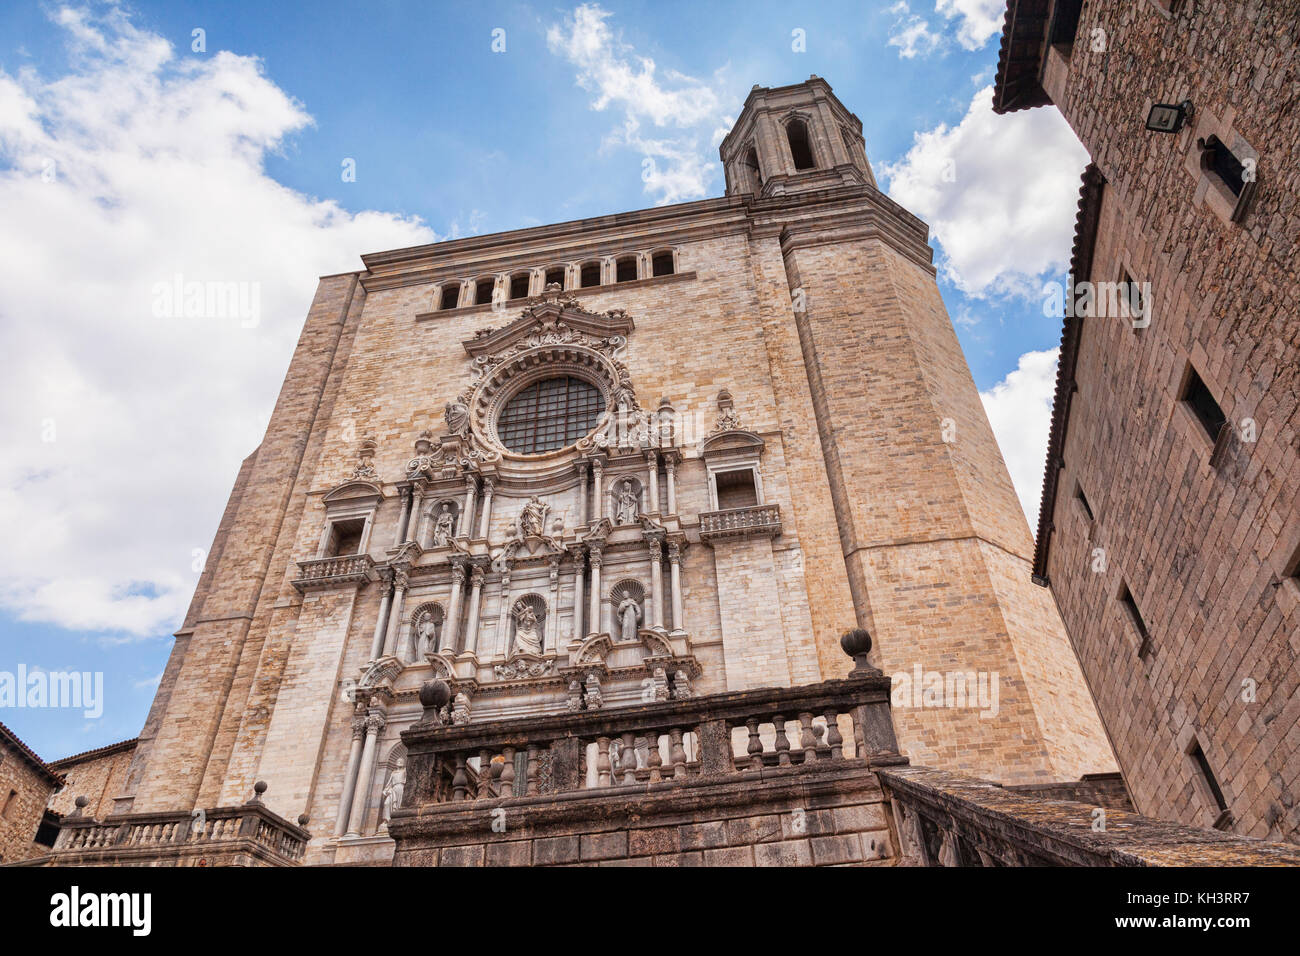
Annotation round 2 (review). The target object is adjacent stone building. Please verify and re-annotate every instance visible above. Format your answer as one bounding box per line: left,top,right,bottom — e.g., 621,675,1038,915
994,1,1300,841
0,721,62,863
30,77,1128,866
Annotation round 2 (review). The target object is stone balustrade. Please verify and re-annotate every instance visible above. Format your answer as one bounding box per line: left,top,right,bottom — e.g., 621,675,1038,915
879,766,1300,867
698,503,782,540
33,786,311,867
292,553,379,591
399,673,899,808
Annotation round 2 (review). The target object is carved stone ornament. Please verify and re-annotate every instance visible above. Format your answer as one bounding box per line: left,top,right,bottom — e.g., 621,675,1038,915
350,436,380,481
459,299,642,460
709,388,744,436
494,655,555,681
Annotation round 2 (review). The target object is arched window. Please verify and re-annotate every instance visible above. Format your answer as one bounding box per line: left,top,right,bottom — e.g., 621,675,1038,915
509,272,531,300
580,262,602,288
651,251,674,277
474,277,496,306
438,283,461,311
742,145,762,191
544,266,566,290
786,119,816,170
497,376,604,454
615,256,637,283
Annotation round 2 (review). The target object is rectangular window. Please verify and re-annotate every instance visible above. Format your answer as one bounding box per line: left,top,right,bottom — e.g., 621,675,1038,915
1202,135,1247,197
1075,482,1095,523
1,789,16,818
324,518,366,558
580,263,601,288
509,274,530,300
715,469,759,510
1188,739,1231,827
545,267,566,290
475,278,496,306
652,252,674,277
439,284,460,310
1049,0,1084,48
615,257,637,283
1180,366,1227,443
1119,582,1153,657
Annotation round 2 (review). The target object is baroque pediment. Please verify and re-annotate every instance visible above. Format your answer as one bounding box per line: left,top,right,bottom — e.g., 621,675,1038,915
462,294,634,363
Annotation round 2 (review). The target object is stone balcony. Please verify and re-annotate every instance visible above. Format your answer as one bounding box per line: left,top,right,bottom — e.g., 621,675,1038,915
292,552,379,591
387,665,906,866
698,503,781,541
20,783,311,868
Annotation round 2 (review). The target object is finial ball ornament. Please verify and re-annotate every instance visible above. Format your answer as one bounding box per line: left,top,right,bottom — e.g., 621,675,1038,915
840,627,872,658
420,678,452,710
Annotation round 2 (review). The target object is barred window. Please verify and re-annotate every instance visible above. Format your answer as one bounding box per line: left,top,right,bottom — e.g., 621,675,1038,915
498,376,603,454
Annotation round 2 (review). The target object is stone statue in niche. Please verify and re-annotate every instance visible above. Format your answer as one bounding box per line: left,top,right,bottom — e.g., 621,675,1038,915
614,479,639,525
617,595,642,642
512,603,543,656
432,503,456,546
380,758,406,827
518,496,548,538
415,609,441,657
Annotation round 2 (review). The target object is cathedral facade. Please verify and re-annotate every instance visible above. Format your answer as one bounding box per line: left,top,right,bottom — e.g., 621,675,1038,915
94,77,1116,865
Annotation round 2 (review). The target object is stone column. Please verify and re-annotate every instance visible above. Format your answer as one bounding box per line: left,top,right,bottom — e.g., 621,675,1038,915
442,561,466,653
668,541,685,633
334,709,368,836
546,558,561,653
664,456,678,516
587,546,603,637
645,450,660,514
345,710,386,838
592,460,605,522
648,538,664,629
382,569,409,658
570,551,585,641
368,576,393,660
496,568,512,658
461,475,478,539
394,486,413,546
413,489,434,548
576,461,590,526
462,563,486,656
477,478,495,539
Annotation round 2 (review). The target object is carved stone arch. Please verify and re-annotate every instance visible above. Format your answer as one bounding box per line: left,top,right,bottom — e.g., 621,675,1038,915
639,629,674,659
575,632,612,666
780,110,820,170
383,741,408,770
322,480,383,506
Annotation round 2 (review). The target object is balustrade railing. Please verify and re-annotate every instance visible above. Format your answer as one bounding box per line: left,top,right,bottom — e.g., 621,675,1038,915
51,799,309,864
400,674,899,809
292,553,379,591
698,503,782,540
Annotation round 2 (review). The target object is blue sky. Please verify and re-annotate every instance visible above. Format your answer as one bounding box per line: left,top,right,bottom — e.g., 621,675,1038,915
0,0,1087,758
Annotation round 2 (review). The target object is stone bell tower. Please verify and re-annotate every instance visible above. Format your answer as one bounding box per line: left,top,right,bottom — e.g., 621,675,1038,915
720,76,1117,784
720,75,878,197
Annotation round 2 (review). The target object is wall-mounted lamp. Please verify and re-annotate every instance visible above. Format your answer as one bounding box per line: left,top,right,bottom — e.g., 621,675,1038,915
1145,100,1194,134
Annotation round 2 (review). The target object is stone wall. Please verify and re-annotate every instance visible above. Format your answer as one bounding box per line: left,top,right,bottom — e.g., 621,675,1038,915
0,724,60,864
1010,1,1300,840
47,739,136,820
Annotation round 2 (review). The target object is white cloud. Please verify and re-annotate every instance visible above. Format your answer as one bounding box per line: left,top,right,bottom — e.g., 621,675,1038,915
935,0,1007,50
0,6,437,637
546,3,732,204
888,3,945,59
980,348,1059,527
880,85,1088,297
